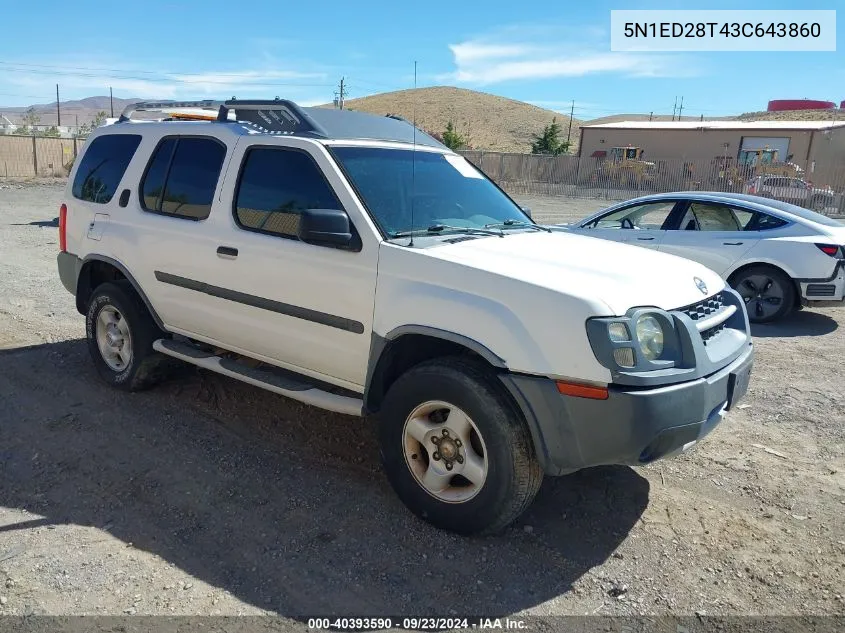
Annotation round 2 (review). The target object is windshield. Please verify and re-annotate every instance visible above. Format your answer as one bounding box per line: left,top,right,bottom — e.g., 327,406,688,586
330,146,531,236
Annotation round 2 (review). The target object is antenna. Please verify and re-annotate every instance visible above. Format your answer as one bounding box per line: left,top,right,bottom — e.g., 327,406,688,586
409,60,418,247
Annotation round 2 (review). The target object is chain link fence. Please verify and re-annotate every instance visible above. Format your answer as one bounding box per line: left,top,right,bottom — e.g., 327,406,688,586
460,150,845,217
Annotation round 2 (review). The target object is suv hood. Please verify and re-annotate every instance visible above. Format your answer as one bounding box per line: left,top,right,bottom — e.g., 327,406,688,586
422,230,724,315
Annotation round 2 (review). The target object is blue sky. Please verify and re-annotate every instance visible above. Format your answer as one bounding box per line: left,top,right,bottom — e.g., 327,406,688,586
0,0,841,119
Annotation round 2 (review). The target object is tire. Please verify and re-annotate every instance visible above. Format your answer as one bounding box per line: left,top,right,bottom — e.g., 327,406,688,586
809,196,828,212
729,265,795,324
86,281,172,391
378,356,542,535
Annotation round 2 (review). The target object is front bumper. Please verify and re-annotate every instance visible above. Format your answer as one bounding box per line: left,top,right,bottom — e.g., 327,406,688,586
500,342,754,476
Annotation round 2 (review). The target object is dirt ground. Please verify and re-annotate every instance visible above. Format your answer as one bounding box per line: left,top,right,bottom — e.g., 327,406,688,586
0,182,844,625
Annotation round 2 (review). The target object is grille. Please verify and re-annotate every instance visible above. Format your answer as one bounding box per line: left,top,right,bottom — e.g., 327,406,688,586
700,323,726,344
679,293,724,322
677,292,728,346
806,284,836,297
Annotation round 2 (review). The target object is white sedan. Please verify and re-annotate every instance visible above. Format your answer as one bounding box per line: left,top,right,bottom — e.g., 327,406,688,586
553,192,845,323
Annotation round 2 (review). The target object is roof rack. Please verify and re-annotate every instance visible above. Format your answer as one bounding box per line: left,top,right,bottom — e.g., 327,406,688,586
117,98,329,137
115,98,446,148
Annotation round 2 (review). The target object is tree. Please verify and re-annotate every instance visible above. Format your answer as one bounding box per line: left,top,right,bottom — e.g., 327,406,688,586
91,111,107,128
42,126,61,138
77,111,108,137
531,117,571,156
441,120,467,151
21,107,41,128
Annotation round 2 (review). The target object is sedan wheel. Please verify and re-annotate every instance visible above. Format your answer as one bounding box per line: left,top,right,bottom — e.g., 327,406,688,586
810,197,827,212
731,266,794,324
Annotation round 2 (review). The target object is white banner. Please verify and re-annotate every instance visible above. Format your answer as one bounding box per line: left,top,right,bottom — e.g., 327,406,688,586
610,10,836,52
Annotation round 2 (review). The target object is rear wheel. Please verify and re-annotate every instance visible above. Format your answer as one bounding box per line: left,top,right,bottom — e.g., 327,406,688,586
378,357,542,535
86,282,172,391
730,265,795,324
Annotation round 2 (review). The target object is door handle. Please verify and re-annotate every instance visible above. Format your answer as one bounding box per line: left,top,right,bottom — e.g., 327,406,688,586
118,189,130,208
723,241,744,245
636,237,655,241
216,246,238,258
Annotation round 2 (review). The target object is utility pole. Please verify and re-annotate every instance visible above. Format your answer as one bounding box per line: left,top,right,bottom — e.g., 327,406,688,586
56,84,61,127
336,77,347,110
672,96,677,121
678,96,684,119
110,87,114,118
566,99,574,149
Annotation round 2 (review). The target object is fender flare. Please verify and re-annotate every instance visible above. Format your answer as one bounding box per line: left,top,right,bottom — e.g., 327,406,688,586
363,325,507,412
382,325,506,367
78,255,166,330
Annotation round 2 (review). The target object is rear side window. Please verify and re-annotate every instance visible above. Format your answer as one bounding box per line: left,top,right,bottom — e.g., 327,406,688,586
749,212,789,231
234,147,342,239
72,134,141,204
140,137,226,220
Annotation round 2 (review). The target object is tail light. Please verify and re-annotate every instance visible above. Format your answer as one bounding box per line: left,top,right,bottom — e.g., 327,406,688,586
816,243,841,257
59,203,67,252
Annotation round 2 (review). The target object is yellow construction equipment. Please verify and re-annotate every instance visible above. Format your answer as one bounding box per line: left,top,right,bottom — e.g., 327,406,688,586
591,146,657,188
737,147,802,178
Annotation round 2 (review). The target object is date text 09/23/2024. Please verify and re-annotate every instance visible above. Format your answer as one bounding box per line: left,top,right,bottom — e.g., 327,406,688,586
307,617,528,630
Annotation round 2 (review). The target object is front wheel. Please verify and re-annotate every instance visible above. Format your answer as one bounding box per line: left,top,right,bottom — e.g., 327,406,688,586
378,357,542,535
730,265,795,324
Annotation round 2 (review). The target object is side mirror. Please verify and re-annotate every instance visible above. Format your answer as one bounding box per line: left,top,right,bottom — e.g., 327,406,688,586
521,206,532,219
297,208,353,248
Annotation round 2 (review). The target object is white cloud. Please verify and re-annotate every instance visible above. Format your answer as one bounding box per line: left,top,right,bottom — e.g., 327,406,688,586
443,28,695,85
450,42,535,64
0,59,330,104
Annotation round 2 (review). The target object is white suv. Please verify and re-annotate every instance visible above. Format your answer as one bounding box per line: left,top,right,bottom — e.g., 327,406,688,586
57,99,754,535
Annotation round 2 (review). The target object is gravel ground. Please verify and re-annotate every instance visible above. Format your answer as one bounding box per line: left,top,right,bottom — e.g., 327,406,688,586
0,182,844,625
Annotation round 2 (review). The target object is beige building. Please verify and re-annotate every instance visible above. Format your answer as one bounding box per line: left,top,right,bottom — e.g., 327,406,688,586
578,120,845,187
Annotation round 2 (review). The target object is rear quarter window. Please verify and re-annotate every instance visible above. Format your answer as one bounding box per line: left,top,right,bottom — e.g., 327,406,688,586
72,134,142,204
750,212,789,231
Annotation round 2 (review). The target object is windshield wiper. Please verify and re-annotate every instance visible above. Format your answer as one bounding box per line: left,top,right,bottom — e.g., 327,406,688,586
393,224,504,238
484,219,552,233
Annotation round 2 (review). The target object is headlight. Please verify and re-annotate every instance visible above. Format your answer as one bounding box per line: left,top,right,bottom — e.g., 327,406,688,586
635,315,664,360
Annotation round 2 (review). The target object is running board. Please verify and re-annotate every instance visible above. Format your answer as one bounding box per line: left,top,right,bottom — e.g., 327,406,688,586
153,339,364,417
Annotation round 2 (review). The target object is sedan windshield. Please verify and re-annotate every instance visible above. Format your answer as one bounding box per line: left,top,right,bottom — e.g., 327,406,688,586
330,146,532,236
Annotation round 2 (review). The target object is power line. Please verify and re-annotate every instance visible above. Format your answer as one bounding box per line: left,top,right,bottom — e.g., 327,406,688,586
0,60,331,82
349,77,409,92
0,66,332,88
0,68,333,87
0,92,53,99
